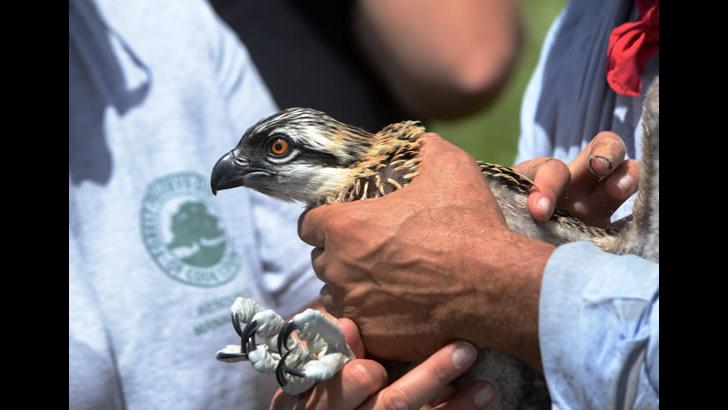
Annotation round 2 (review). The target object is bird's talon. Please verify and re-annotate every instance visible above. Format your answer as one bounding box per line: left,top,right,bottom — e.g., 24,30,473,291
215,350,248,361
275,350,292,387
241,320,258,354
275,349,306,387
277,321,298,354
231,312,244,338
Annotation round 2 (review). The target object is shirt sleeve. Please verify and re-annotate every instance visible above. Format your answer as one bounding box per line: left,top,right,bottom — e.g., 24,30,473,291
539,241,658,409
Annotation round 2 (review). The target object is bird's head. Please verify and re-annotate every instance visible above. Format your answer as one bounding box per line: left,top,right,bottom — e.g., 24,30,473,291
210,107,373,204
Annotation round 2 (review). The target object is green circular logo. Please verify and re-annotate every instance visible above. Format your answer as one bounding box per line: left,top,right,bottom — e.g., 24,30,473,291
141,172,240,287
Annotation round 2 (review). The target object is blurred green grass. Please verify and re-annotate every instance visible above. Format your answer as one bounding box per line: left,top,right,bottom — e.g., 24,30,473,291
429,0,566,165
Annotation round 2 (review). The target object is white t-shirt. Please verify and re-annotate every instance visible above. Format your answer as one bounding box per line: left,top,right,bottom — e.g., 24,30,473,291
69,0,321,408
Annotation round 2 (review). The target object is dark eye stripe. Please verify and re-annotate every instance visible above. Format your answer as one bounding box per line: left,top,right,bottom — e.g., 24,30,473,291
294,148,346,167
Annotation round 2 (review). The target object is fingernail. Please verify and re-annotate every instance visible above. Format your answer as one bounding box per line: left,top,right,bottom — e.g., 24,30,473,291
616,175,636,196
589,156,613,177
473,383,496,408
537,196,551,215
452,343,476,369
572,200,587,217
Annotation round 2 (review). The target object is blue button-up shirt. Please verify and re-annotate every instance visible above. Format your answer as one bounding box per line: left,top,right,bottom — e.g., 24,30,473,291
540,242,659,409
516,2,659,405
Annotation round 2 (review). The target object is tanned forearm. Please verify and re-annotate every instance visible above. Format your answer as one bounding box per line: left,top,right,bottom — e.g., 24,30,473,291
463,232,554,372
353,0,521,118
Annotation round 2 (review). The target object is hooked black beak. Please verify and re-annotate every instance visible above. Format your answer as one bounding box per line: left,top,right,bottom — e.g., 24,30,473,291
211,151,271,195
209,151,240,195
211,151,238,195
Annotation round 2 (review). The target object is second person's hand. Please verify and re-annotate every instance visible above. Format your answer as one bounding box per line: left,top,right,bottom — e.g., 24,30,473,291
514,131,640,227
269,318,496,409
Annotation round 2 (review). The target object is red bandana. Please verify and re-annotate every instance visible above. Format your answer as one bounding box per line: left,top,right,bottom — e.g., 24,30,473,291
606,0,659,97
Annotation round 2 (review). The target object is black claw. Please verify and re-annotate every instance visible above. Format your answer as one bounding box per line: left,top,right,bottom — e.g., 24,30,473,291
231,313,258,354
285,364,306,378
216,350,247,361
231,312,244,338
275,349,306,387
277,321,298,354
275,350,290,387
241,320,258,354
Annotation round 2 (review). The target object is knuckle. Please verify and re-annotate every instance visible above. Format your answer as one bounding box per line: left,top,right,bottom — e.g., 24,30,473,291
420,133,468,159
381,385,414,410
593,131,622,144
310,248,327,267
327,214,351,236
536,158,569,183
545,158,569,175
420,132,443,140
431,362,455,385
512,160,530,174
346,362,386,392
533,157,555,171
592,132,626,154
310,247,323,261
320,295,340,317
537,156,555,165
515,157,547,178
312,258,327,280
297,209,315,237
419,133,450,150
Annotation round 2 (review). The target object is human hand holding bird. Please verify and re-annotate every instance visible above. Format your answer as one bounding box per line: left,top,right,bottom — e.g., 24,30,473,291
298,133,552,370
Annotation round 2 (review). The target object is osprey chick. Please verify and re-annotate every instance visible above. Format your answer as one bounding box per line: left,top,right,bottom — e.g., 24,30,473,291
210,99,658,256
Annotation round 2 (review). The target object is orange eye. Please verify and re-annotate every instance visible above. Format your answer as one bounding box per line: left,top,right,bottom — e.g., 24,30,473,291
270,138,289,156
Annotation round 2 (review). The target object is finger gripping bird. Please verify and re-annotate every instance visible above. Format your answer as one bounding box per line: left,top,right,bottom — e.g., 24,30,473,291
211,79,659,407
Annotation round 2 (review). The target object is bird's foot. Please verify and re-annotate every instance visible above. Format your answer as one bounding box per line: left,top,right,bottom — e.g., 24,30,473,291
215,298,354,395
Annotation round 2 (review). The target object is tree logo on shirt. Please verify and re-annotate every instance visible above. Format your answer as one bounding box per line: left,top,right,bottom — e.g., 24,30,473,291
140,172,240,287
